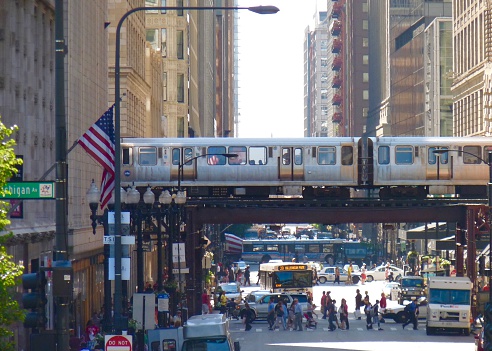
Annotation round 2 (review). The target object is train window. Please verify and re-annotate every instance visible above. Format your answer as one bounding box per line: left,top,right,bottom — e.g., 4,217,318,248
341,146,353,165
228,146,247,165
250,147,267,165
138,147,157,166
428,147,448,165
122,147,131,165
378,146,390,165
172,148,180,165
207,146,227,165
318,147,336,165
294,148,302,165
184,148,193,165
463,146,482,164
485,146,492,160
395,146,413,164
282,148,291,165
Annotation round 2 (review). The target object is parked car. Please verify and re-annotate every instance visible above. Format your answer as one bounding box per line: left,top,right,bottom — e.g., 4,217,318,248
381,297,427,324
317,266,347,284
239,293,309,322
243,290,271,304
353,264,404,282
213,283,243,307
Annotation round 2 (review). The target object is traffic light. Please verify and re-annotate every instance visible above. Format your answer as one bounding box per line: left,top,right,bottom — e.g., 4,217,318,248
21,271,47,328
480,256,486,276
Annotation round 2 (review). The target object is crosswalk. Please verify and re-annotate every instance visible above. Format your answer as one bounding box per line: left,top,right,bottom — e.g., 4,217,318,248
231,326,420,332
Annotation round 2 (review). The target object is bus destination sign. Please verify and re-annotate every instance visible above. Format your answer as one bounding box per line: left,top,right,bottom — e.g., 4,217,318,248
278,264,308,271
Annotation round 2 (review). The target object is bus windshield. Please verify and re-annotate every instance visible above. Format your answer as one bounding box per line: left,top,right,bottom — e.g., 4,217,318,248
428,289,470,305
274,271,312,288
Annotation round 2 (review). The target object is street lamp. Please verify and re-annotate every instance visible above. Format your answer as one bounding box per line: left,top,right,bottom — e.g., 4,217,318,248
433,148,492,343
111,5,278,330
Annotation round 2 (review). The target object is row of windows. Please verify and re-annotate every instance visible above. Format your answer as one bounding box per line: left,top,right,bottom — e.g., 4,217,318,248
133,145,492,167
378,145,492,165
134,146,355,166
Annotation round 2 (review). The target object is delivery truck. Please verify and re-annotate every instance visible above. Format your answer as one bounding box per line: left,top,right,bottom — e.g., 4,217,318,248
147,314,240,351
426,276,472,335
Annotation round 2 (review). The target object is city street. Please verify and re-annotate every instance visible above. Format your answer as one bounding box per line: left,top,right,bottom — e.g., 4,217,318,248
229,266,476,351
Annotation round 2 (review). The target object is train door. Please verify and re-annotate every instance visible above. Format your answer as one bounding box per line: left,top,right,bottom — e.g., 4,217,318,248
279,147,304,181
427,146,450,180
170,147,196,182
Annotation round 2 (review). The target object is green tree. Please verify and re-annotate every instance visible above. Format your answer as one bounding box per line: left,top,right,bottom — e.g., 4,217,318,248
0,120,24,351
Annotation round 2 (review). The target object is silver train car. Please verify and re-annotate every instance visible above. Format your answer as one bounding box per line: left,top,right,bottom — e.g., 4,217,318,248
120,137,492,199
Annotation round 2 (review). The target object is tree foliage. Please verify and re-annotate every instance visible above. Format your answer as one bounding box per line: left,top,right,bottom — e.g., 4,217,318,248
0,119,24,351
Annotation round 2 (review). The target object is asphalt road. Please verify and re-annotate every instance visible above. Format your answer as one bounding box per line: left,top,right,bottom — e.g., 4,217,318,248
231,268,477,351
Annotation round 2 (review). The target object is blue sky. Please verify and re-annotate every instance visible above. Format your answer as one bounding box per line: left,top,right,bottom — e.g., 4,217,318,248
237,0,325,138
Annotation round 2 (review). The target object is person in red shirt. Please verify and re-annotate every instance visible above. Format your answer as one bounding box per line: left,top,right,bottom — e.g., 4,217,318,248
85,320,99,347
380,292,387,313
201,289,211,314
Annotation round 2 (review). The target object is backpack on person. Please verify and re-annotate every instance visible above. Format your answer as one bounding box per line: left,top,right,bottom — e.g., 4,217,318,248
370,305,377,318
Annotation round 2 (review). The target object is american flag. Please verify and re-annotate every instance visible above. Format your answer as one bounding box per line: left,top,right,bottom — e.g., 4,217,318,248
78,105,115,209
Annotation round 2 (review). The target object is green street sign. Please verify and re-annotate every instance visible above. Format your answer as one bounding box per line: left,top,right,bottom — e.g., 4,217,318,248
1,182,55,199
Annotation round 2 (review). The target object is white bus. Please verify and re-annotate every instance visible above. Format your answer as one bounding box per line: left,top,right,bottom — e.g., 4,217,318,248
258,262,314,297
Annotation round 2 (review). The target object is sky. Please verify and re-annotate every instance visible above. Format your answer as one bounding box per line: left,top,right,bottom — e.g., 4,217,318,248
236,0,326,138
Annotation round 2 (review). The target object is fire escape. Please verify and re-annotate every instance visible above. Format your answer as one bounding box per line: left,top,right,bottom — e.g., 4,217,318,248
329,0,345,136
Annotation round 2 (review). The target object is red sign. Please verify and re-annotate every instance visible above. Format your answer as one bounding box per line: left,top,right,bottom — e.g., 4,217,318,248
105,335,132,351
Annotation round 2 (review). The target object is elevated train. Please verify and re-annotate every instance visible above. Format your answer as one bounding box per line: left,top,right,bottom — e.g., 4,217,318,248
120,137,492,199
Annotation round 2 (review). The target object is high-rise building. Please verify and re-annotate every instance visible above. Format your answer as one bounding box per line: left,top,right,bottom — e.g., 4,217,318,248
304,0,369,137
452,0,492,137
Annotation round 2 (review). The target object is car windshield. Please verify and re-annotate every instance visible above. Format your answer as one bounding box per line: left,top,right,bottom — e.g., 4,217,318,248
182,338,229,351
220,285,238,293
401,279,423,288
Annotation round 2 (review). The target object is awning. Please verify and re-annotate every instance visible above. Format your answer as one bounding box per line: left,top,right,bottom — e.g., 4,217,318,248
224,233,242,254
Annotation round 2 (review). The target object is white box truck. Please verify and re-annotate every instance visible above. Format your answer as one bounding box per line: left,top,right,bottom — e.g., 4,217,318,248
426,276,472,335
147,314,240,351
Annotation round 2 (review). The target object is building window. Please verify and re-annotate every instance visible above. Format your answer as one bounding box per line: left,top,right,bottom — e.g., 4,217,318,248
176,0,183,16
177,73,185,103
363,72,369,82
145,0,158,13
363,90,369,100
363,20,368,30
161,28,167,57
363,55,369,65
177,30,184,59
160,0,167,14
362,38,368,47
362,2,368,12
162,72,167,101
146,29,159,50
362,108,368,117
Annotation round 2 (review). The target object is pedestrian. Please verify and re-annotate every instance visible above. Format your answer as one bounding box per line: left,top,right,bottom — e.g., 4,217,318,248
364,299,373,330
201,289,211,314
380,292,387,314
219,291,227,314
85,320,99,350
347,263,353,285
237,268,243,285
267,298,276,330
240,302,254,331
361,264,367,284
339,298,349,330
274,300,285,330
244,266,251,286
402,299,419,330
293,299,303,331
287,300,296,329
282,299,289,330
334,266,341,285
372,299,383,330
321,291,327,319
355,289,362,320
327,299,336,331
